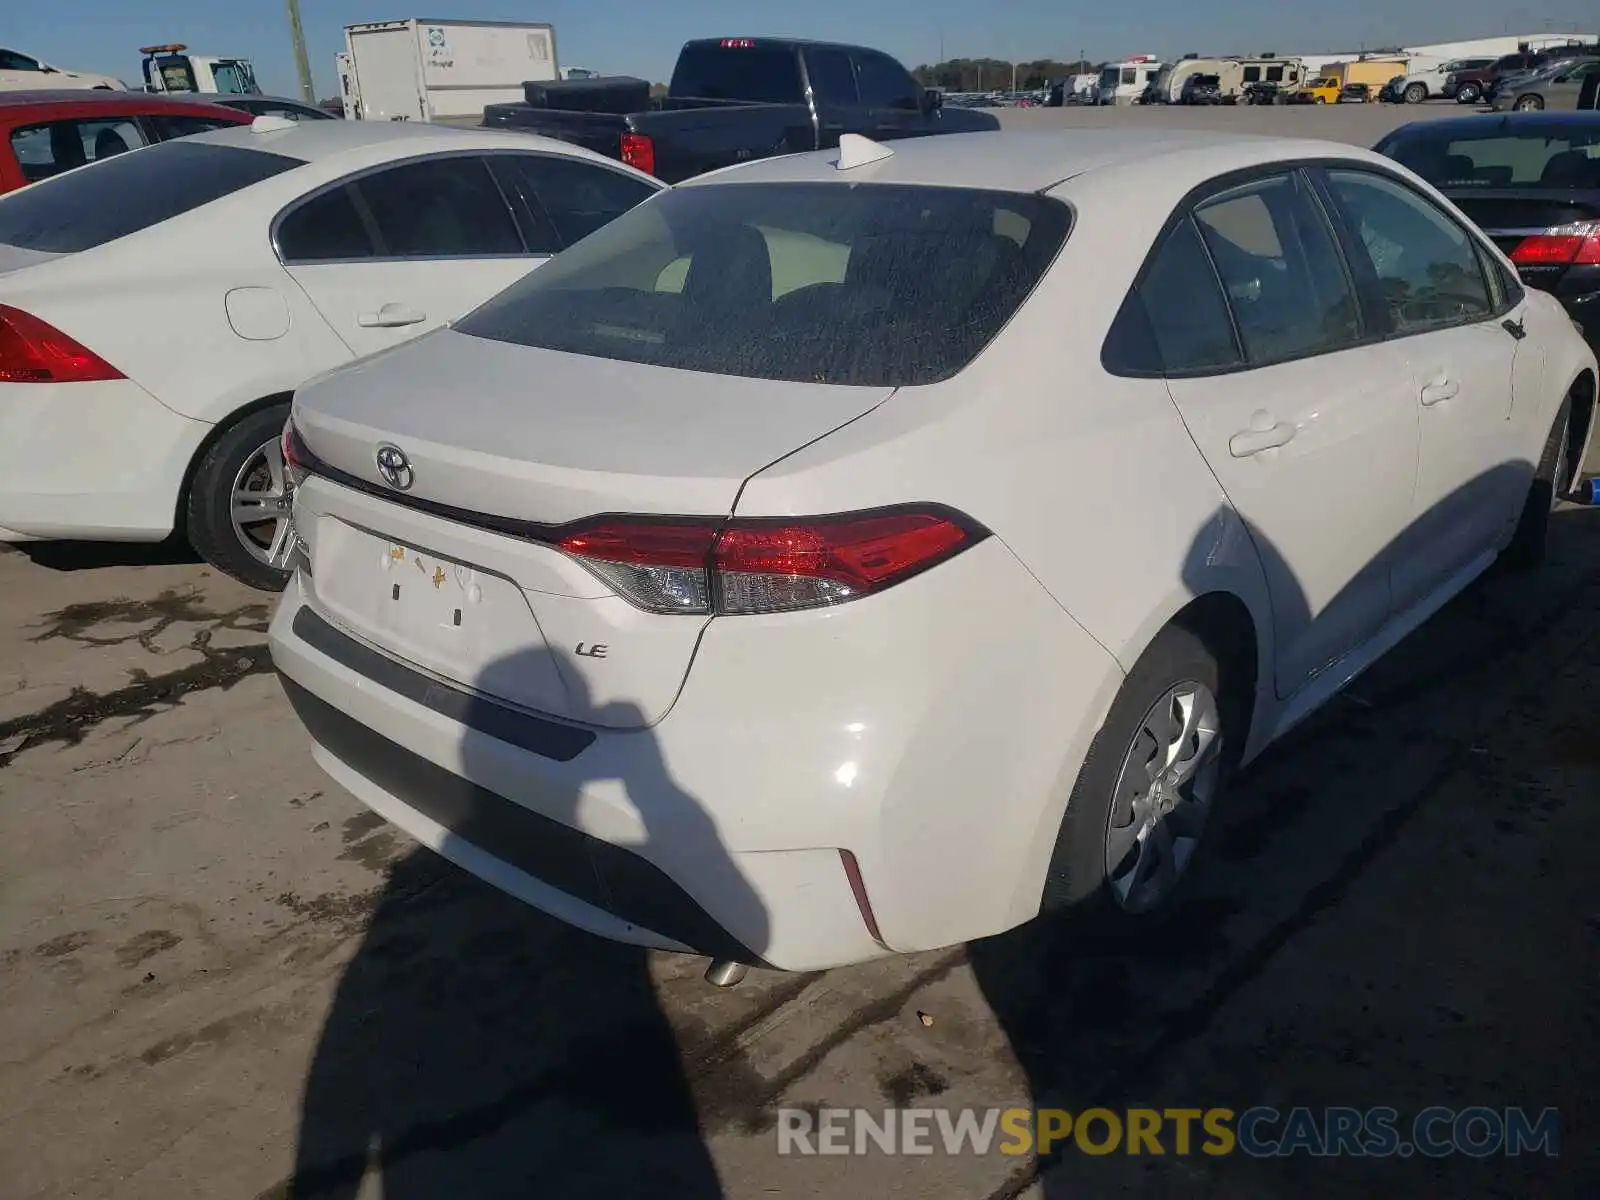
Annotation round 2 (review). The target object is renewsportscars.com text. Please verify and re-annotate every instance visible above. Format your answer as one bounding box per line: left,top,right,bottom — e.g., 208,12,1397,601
777,1106,1560,1158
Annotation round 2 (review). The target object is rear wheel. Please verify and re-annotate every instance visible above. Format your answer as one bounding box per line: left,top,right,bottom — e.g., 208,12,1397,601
1404,83,1427,103
1504,400,1572,571
184,402,296,591
1040,624,1239,931
1514,94,1544,112
1457,83,1481,103
1315,95,1327,104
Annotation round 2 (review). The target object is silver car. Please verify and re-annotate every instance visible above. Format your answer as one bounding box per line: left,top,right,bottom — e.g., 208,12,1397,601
1493,58,1600,111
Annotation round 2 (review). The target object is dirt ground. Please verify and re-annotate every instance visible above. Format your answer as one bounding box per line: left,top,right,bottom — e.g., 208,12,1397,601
2,105,1597,1199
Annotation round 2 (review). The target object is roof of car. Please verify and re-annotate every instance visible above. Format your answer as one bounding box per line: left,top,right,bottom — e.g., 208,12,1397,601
183,115,632,172
1382,111,1600,140
682,129,1389,194
0,90,242,113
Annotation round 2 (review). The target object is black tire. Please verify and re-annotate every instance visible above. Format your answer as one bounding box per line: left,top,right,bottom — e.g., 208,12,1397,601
185,402,294,591
1039,623,1243,935
1404,83,1427,103
1504,400,1572,572
1514,94,1544,112
1457,83,1481,104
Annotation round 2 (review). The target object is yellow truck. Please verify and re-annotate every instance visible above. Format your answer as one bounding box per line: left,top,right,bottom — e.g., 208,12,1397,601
1293,76,1341,104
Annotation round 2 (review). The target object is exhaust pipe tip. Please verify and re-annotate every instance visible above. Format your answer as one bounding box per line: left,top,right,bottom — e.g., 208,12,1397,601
704,959,748,987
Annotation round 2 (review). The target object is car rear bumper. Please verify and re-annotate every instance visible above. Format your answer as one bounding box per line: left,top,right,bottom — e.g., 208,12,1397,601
269,533,1125,971
1555,273,1600,348
0,379,208,542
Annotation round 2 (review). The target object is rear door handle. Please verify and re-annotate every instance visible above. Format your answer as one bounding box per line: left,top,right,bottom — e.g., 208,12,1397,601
1420,375,1459,406
357,303,427,328
1228,420,1296,458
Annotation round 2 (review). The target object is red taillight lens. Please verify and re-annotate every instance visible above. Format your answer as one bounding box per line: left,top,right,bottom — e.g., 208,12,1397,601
715,511,973,613
0,305,124,383
281,418,312,487
620,132,655,177
553,507,985,616
1510,221,1600,266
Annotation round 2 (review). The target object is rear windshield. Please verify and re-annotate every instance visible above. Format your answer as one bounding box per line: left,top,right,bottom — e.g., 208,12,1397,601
0,140,302,253
455,182,1072,387
1377,126,1600,189
669,44,802,102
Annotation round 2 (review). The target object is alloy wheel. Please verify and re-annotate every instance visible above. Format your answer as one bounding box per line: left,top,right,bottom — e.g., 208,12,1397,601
1104,681,1223,913
229,436,296,567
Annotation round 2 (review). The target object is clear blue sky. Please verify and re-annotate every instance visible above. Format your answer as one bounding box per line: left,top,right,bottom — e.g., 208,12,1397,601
11,0,1599,98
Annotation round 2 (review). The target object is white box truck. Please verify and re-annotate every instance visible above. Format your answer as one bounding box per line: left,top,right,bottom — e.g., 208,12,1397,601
340,18,559,122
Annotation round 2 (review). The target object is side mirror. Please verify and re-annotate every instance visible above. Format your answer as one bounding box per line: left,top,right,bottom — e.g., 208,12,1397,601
922,87,943,113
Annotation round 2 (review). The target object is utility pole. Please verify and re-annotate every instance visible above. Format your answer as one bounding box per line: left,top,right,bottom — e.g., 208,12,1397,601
286,0,315,103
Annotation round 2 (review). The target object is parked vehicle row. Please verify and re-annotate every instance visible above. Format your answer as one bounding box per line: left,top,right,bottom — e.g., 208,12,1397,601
264,125,1596,976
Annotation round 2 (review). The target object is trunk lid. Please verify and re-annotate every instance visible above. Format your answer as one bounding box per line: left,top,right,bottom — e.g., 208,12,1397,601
1445,188,1600,286
291,327,892,729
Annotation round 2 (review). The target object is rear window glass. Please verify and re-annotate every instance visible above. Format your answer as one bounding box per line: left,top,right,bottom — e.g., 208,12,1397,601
455,182,1071,387
669,44,802,102
1378,126,1600,189
0,140,301,253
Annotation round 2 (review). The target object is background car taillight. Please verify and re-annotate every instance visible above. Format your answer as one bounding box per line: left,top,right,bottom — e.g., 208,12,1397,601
620,132,656,176
0,305,124,384
1509,221,1600,267
554,506,987,616
281,418,313,488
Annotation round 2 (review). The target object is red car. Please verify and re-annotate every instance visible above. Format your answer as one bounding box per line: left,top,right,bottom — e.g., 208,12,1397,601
0,90,251,194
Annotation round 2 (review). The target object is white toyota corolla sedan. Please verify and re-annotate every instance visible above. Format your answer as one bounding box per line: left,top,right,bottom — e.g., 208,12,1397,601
270,130,1597,976
0,117,659,587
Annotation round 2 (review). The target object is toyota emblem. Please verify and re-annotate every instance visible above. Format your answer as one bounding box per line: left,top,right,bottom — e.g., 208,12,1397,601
375,444,414,491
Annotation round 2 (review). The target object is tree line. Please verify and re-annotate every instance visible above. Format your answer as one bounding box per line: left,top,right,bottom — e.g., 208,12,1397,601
911,58,1098,92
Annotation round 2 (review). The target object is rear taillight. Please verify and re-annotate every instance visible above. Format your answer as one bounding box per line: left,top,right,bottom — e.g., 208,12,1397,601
555,506,986,616
281,418,312,487
1510,221,1600,267
0,305,124,383
620,132,655,176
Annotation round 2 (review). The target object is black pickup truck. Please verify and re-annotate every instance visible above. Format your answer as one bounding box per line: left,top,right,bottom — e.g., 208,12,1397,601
482,37,1001,183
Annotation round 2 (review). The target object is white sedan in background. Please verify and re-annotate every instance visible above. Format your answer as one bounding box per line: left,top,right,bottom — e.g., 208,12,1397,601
272,130,1596,975
0,45,125,92
0,117,659,586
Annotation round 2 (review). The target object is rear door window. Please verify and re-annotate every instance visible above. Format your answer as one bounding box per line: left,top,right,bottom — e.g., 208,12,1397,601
0,139,302,252
1193,173,1361,365
275,185,376,262
352,157,523,257
489,154,658,251
8,118,149,184
805,48,858,105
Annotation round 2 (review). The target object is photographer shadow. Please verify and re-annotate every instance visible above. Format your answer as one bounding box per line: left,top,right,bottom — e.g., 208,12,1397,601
279,639,766,1199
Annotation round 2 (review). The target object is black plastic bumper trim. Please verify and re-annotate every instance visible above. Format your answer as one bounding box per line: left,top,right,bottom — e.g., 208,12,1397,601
279,675,765,965
291,604,595,763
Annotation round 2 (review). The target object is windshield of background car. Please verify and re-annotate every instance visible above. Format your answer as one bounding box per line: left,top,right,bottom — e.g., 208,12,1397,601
0,140,302,253
1377,125,1600,188
455,182,1072,387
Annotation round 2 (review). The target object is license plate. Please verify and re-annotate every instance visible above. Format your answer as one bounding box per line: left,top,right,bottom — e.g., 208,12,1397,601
381,542,481,631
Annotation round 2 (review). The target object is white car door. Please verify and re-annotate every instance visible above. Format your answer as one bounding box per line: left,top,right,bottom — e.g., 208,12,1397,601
1322,168,1532,614
277,154,548,360
1144,171,1421,698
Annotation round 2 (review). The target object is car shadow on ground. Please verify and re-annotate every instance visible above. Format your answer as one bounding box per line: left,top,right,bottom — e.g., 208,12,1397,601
278,643,765,1199
14,536,201,572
